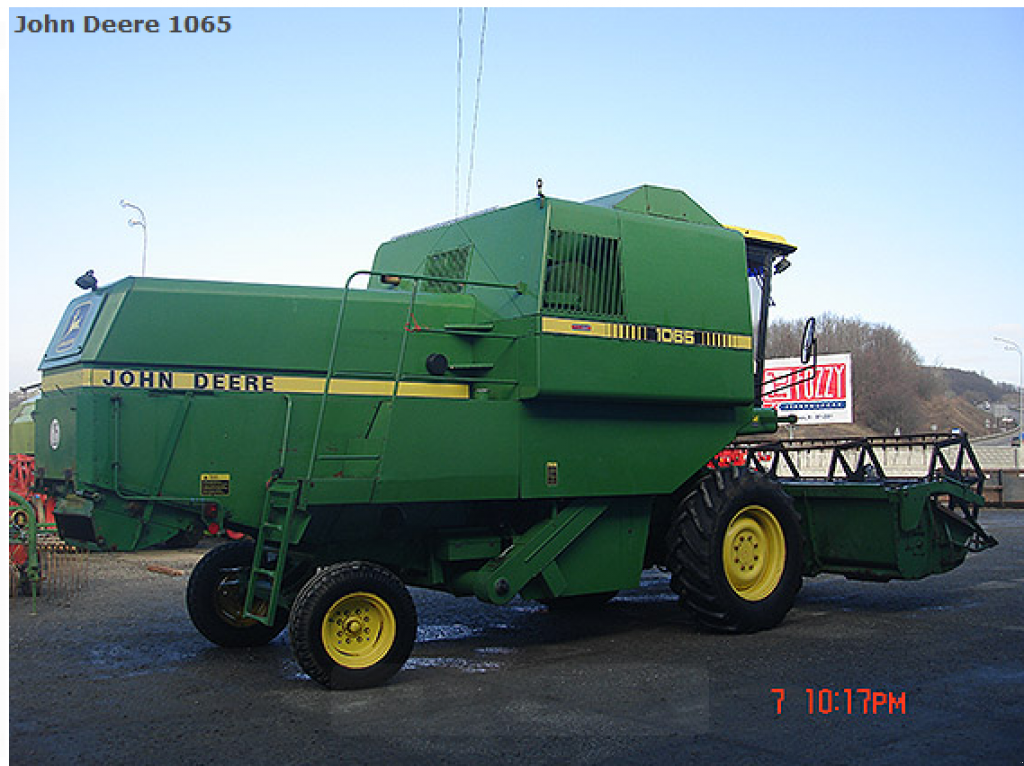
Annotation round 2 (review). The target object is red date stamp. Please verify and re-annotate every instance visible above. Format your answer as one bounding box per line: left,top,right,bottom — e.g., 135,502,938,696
772,688,906,715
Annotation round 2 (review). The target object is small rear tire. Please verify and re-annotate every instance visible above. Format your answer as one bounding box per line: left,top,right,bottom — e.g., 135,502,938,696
186,540,288,647
665,467,802,633
289,561,417,690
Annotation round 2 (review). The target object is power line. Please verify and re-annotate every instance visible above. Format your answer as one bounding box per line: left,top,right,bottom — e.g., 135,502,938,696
454,8,463,216
463,7,487,215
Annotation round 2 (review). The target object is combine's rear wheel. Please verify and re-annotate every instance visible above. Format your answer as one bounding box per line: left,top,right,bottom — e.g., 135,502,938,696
666,467,802,633
186,539,288,647
289,562,417,690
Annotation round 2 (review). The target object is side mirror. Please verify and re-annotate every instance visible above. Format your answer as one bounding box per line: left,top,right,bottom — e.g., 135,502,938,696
759,316,818,401
800,317,817,365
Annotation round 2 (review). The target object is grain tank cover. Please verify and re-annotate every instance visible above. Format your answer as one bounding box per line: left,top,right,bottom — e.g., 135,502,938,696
586,185,722,226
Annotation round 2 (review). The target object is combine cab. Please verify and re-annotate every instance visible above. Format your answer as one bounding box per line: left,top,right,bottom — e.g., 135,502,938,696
32,185,995,688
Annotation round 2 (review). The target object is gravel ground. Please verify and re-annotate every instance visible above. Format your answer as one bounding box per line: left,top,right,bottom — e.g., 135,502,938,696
8,510,1024,765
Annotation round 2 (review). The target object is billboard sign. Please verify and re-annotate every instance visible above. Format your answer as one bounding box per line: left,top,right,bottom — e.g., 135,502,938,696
763,353,853,425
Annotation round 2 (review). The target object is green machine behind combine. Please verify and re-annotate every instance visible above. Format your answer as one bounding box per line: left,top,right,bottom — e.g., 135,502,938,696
33,185,995,689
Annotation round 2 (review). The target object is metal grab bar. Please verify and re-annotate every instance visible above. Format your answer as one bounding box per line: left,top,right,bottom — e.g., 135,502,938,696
305,270,526,480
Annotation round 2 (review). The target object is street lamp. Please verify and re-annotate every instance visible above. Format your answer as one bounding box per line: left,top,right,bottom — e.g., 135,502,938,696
994,336,1023,443
120,199,148,276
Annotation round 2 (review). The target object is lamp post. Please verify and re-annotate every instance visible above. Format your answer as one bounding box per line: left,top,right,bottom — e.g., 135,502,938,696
994,336,1023,443
120,199,148,276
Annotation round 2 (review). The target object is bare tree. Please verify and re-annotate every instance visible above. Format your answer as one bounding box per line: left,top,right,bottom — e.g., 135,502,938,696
768,314,937,434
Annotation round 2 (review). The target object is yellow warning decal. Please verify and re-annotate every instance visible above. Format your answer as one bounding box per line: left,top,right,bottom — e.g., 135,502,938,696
41,368,470,400
541,317,752,351
200,473,231,497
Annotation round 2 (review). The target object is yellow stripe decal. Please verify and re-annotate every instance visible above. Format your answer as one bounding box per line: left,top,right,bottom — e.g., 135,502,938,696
41,368,470,400
541,316,752,351
39,368,93,392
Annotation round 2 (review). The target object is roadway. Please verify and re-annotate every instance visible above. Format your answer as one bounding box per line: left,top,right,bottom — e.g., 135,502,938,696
9,509,1024,765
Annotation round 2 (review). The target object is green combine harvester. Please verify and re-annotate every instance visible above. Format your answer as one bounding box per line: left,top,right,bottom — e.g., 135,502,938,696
32,185,996,689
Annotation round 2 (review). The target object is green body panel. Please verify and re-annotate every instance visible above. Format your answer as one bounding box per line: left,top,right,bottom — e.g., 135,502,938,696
588,186,722,227
518,399,744,498
31,184,990,605
372,399,520,502
372,199,544,320
41,278,482,375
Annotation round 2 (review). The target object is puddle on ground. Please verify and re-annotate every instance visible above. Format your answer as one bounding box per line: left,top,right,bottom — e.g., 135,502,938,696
474,645,515,655
416,623,482,642
971,580,1021,591
615,592,676,604
405,656,501,674
87,641,201,679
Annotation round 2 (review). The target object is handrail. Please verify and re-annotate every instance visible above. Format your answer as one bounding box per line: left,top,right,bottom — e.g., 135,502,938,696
305,269,525,480
277,395,294,473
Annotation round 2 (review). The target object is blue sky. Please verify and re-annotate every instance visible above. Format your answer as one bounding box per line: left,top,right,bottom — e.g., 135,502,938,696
8,7,1024,391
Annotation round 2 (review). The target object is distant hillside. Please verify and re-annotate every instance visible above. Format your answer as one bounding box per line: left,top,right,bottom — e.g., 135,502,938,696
918,390,992,436
782,376,999,441
769,315,1016,439
925,366,1016,406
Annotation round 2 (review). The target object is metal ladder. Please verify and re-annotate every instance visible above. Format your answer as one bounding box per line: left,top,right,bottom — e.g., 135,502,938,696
242,480,302,625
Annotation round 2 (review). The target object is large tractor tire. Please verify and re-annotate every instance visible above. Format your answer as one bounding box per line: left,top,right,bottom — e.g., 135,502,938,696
666,467,802,633
186,539,289,647
289,561,417,690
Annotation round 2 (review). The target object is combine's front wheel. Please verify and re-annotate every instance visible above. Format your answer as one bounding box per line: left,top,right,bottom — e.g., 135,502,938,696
666,467,802,633
186,540,289,647
289,562,417,690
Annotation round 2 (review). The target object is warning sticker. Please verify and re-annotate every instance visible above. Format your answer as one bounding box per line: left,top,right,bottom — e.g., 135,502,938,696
200,473,231,497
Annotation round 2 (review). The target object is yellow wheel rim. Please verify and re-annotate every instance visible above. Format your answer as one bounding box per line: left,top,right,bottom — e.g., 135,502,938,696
322,592,396,669
722,504,786,602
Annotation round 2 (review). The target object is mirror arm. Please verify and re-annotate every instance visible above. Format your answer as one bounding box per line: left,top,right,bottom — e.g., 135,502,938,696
753,262,774,406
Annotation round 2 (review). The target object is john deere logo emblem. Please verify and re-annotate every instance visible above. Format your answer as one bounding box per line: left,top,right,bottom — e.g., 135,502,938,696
49,419,61,451
55,303,91,354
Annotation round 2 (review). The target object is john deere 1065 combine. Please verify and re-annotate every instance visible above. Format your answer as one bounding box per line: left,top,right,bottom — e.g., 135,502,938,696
33,186,995,688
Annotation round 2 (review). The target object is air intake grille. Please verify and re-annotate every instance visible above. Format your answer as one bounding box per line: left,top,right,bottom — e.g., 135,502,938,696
423,246,471,293
542,230,624,318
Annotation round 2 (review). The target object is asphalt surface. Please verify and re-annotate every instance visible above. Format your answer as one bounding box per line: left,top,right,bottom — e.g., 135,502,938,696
8,510,1024,766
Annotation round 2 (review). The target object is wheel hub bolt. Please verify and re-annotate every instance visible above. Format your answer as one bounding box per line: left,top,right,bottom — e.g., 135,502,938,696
345,618,364,635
